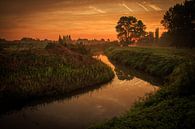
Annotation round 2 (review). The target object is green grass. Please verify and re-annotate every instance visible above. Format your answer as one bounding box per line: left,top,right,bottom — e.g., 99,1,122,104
89,47,195,129
0,44,114,113
85,42,119,55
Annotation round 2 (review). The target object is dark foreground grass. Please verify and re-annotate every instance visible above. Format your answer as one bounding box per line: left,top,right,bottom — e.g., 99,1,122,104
89,47,195,129
0,44,114,114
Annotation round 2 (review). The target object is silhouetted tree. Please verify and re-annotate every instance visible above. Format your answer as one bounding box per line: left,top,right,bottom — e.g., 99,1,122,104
116,16,146,46
161,0,195,48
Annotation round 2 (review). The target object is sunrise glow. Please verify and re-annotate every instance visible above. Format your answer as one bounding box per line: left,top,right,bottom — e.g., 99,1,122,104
0,0,184,40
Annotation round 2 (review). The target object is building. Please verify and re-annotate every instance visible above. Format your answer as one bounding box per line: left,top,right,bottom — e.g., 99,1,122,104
155,28,159,42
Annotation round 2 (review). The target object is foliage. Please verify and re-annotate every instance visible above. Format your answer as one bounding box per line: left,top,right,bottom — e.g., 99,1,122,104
86,42,119,55
161,0,195,48
89,47,195,129
67,42,91,55
116,16,146,46
0,45,114,111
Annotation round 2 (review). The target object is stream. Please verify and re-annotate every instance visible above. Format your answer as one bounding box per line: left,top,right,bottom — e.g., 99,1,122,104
0,55,159,129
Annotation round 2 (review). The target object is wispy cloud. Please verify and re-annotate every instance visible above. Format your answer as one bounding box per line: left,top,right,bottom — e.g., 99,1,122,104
89,6,106,14
121,3,133,12
137,2,149,12
53,10,98,15
148,4,162,11
75,11,98,15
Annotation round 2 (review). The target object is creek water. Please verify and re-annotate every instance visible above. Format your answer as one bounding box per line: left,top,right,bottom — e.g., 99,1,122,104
0,55,159,129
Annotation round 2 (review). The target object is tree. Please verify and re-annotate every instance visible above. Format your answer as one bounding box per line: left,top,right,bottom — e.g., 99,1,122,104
161,0,195,48
116,16,146,46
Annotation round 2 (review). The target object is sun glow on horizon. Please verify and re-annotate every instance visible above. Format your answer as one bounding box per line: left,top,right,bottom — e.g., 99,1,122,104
0,0,183,40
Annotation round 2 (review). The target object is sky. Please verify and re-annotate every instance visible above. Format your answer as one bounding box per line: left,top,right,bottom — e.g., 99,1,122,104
0,0,184,40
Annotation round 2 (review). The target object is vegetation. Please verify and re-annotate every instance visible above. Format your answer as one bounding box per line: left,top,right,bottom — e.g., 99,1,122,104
66,42,91,55
0,43,114,113
86,42,119,55
116,16,146,46
89,47,195,129
161,0,195,48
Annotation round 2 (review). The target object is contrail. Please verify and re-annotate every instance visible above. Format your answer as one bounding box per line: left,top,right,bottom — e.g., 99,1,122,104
121,3,133,12
148,4,162,11
89,6,106,14
137,2,149,12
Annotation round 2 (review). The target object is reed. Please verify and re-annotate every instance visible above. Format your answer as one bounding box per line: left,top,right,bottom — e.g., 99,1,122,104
89,47,195,129
0,45,114,106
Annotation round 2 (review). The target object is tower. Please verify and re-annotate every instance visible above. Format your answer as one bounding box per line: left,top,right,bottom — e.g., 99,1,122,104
155,28,159,42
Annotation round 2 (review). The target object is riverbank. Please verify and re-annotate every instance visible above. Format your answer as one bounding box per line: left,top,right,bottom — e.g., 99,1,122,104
89,47,195,129
0,43,114,114
0,54,159,129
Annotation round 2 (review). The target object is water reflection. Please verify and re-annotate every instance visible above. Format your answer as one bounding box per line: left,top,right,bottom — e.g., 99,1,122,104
94,54,161,85
0,55,159,129
115,68,134,80
94,55,133,80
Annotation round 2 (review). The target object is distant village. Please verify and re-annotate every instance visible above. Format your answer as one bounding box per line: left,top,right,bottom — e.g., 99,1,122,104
0,28,161,46
0,36,118,45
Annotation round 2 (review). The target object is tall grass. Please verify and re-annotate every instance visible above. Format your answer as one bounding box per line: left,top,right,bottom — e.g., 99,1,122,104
0,46,114,108
89,47,195,129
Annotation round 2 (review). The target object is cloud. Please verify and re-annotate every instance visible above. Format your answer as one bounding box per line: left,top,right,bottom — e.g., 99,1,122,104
89,6,106,14
148,4,162,11
0,0,183,40
121,3,133,12
137,2,149,12
0,0,177,17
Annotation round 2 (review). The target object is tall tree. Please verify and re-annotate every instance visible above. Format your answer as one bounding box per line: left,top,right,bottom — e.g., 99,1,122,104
161,0,195,48
116,16,146,46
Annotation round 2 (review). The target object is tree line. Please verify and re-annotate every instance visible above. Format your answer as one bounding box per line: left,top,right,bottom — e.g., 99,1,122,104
116,0,195,48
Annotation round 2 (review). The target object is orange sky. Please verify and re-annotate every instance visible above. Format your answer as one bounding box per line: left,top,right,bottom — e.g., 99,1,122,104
0,0,184,40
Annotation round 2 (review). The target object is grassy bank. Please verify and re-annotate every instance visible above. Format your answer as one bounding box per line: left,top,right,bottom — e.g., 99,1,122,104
0,43,114,114
89,47,195,129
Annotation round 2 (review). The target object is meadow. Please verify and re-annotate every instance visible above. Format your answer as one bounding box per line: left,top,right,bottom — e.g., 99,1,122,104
89,46,195,129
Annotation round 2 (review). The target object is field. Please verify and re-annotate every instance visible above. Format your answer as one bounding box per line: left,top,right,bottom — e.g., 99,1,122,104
89,46,195,129
0,43,114,114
